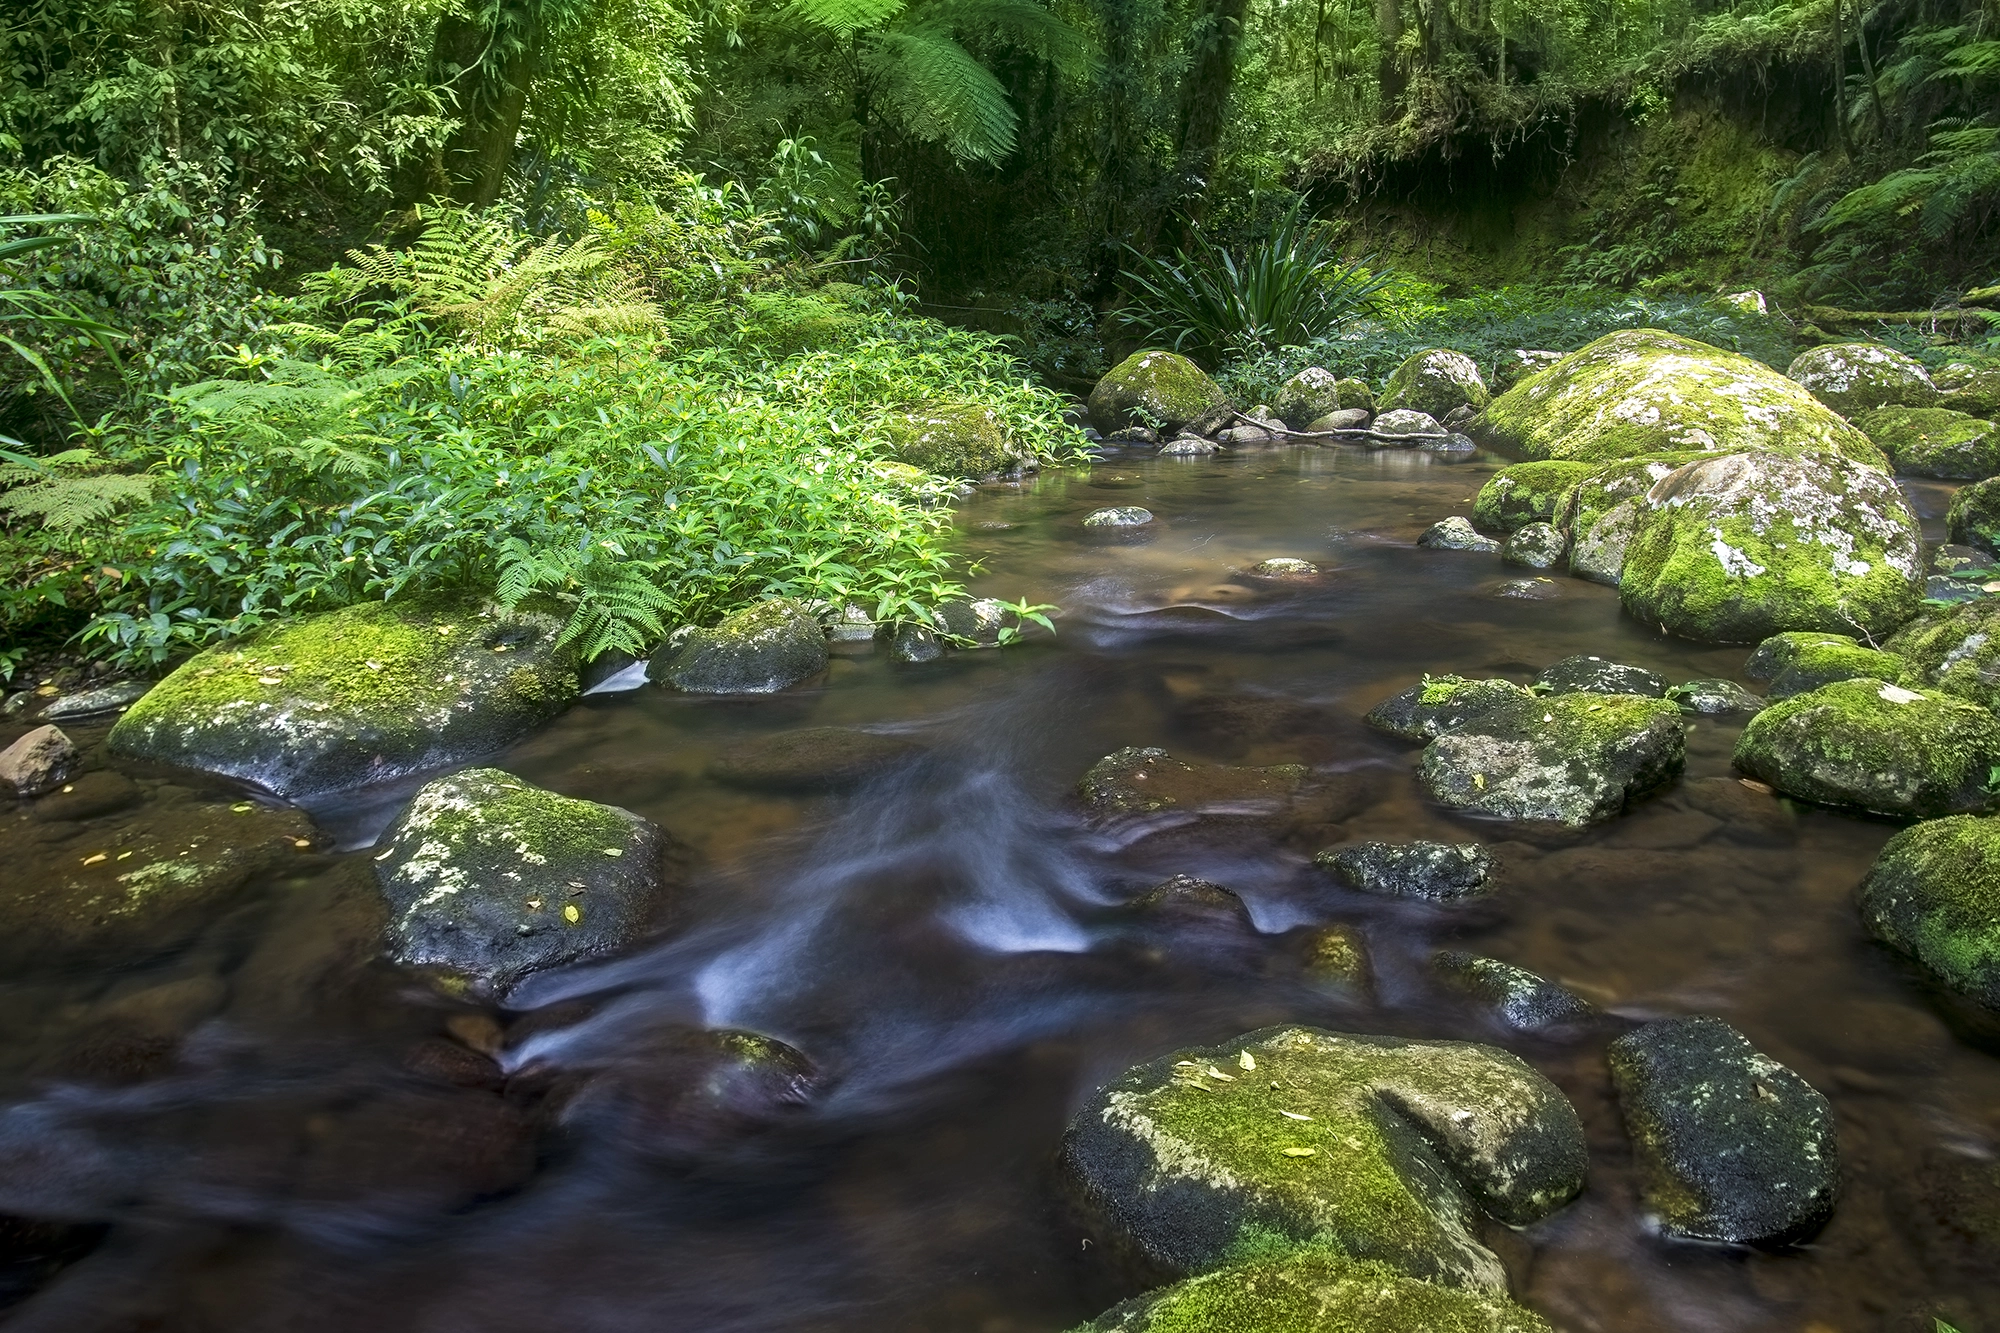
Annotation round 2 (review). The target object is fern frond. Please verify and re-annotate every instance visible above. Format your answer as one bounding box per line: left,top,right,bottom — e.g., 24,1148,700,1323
789,0,907,36
865,28,1018,162
922,0,1095,75
0,448,155,531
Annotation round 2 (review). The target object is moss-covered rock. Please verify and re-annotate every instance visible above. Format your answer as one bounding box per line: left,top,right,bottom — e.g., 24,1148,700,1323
883,400,1024,477
651,598,828,694
1617,449,1924,644
1078,747,1308,817
1608,1016,1839,1245
1788,341,1938,417
1059,1026,1586,1289
1859,814,2000,1015
1532,654,1668,698
1744,630,1863,681
1417,692,1686,826
1569,499,1640,586
1733,678,2000,817
1472,461,1597,535
1380,350,1489,420
107,600,578,798
1089,351,1231,436
1433,953,1599,1034
1556,453,1707,548
1855,407,2000,480
1417,517,1499,552
1937,362,2000,417
1274,367,1343,429
1075,1250,1554,1333
1947,475,2000,555
1885,599,2000,709
1501,522,1565,569
1317,841,1492,901
1492,350,1562,392
1334,378,1374,413
1365,676,1533,742
374,767,670,999
1765,641,1908,700
1476,330,1885,468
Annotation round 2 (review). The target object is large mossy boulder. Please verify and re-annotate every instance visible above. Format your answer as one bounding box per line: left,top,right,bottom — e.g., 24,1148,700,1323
1788,341,1938,417
1937,361,2000,417
1617,449,1924,644
1885,599,2000,709
1947,475,2000,554
1060,1027,1586,1290
373,768,671,998
883,400,1024,478
1417,691,1685,827
1476,330,1885,467
1088,351,1231,437
1608,1017,1838,1246
1380,350,1489,420
1859,815,2000,1016
1734,678,2000,818
651,598,828,694
1472,461,1596,535
107,600,578,798
1077,1250,1554,1333
1855,407,2000,480
1274,367,1343,429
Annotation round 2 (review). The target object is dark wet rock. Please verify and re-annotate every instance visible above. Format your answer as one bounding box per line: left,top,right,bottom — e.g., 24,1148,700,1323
40,680,151,721
0,725,76,797
1305,407,1372,433
1734,678,2000,818
1948,474,2000,555
1501,522,1565,570
1060,1026,1586,1289
1859,814,2000,1016
1473,461,1597,535
1128,874,1254,929
1608,1016,1839,1245
373,768,672,999
1433,952,1599,1033
1493,349,1564,392
1884,598,2000,710
1275,367,1344,428
1619,449,1924,645
1857,407,2000,481
883,399,1024,477
1425,432,1479,454
1366,675,1532,742
1666,679,1766,715
1925,574,1991,604
1381,349,1490,421
652,598,828,694
889,621,945,663
1084,506,1154,528
1418,516,1500,552
825,603,879,644
579,649,646,693
1419,692,1687,827
1299,923,1371,988
286,1082,538,1220
1317,841,1493,902
708,727,924,792
1491,577,1562,600
1077,746,1307,818
106,600,577,799
1159,436,1218,456
1249,557,1319,578
1076,1250,1554,1333
1534,655,1668,699
1370,408,1449,442
1896,1147,2000,1296
1088,350,1231,437
1934,544,1998,577
29,768,142,822
1788,341,1938,416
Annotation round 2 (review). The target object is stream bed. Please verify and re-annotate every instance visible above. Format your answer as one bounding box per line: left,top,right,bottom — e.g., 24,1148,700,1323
2,441,1996,1332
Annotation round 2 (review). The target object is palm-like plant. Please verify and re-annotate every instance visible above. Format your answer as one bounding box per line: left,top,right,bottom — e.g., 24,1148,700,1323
1117,203,1395,366
0,213,128,421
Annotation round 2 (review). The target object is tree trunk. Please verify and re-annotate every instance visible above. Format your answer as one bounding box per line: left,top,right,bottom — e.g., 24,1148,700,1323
1173,0,1251,210
424,1,544,208
1377,0,1406,112
1831,0,1854,156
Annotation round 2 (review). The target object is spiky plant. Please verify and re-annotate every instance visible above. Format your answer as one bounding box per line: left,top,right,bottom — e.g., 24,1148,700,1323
0,213,128,425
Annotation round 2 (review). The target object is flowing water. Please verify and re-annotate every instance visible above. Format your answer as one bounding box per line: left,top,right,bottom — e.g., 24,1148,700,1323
2,442,1997,1332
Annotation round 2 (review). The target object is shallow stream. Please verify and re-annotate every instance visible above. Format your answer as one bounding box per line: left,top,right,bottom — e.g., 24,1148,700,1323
2,442,1996,1332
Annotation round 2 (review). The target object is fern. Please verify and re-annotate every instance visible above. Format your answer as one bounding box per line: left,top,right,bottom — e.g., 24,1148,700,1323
495,534,678,661
0,448,154,531
790,0,908,37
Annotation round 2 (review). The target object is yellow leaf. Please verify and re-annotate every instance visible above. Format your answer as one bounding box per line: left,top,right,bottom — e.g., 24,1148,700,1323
563,903,581,924
1281,1147,1316,1158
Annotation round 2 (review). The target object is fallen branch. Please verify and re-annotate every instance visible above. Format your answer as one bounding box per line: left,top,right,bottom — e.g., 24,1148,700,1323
1802,304,1993,334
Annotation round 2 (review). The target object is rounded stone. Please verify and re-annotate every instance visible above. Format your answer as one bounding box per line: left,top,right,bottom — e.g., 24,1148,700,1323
1936,361,2000,417
651,598,829,694
1365,675,1533,742
1371,408,1449,441
1084,506,1154,528
1088,350,1231,437
1886,599,2000,709
1788,341,1938,417
1859,814,2000,1016
0,724,77,797
1947,475,2000,554
1274,366,1343,428
1418,516,1500,552
1502,522,1566,570
1856,407,2000,480
1492,349,1563,392
1433,952,1599,1033
1318,841,1493,901
1533,655,1668,698
1381,349,1490,420
883,400,1024,477
1250,557,1319,578
1667,679,1766,715
1474,460,1597,535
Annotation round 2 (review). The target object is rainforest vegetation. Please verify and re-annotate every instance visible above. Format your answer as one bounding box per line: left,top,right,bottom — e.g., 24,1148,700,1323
2,0,1997,670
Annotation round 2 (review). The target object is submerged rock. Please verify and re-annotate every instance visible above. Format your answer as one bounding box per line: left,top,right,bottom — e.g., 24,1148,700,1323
1088,351,1231,437
883,400,1023,477
41,680,151,721
1077,1250,1554,1333
708,727,924,792
1491,577,1561,600
373,768,670,998
1418,692,1687,827
1318,841,1493,901
1533,655,1668,699
1859,815,2000,1017
1381,350,1490,420
1159,436,1218,457
1667,679,1766,715
1300,923,1372,988
1274,367,1344,428
1365,675,1532,742
1788,341,1938,417
551,1025,821,1161
1618,449,1924,644
1084,506,1154,528
0,725,76,797
107,600,578,798
1473,461,1597,535
1885,598,2000,709
1061,1026,1586,1289
1433,952,1599,1033
1501,522,1565,570
1856,407,2000,480
1478,330,1885,467
1128,874,1255,930
1250,557,1319,578
1733,678,2000,818
1608,1016,1839,1245
1077,746,1307,817
652,598,829,694
1417,516,1500,553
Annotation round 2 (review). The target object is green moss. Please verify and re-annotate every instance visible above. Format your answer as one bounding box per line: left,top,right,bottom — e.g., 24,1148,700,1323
1380,349,1489,419
1765,641,1909,699
1860,815,2000,1012
1479,330,1886,469
883,400,1020,477
1088,350,1230,434
1854,407,2000,481
1788,343,1939,417
1416,691,1687,825
1557,452,1706,541
1471,461,1595,535
1367,675,1532,741
1885,599,2000,709
1744,630,1861,681
1948,475,2000,554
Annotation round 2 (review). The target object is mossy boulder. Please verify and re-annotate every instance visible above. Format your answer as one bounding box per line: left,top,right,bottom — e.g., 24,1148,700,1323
1570,500,1640,586
1947,475,2000,554
1380,349,1489,420
1060,1026,1586,1290
374,768,671,999
1334,377,1374,413
1788,341,1938,417
1417,517,1499,552
1733,678,2000,818
1532,654,1667,698
1859,814,2000,1015
883,400,1024,478
1274,367,1343,429
1089,351,1231,436
1937,361,2000,417
1618,449,1924,644
1767,643,1908,700
1365,676,1532,742
651,598,828,694
1855,407,2000,480
1472,461,1596,535
1476,330,1886,468
1556,453,1706,547
1492,349,1563,392
107,600,578,799
1075,1250,1554,1333
1608,1016,1838,1245
1078,746,1308,817
1744,630,1864,681
1885,598,2000,709
1317,841,1492,901
1416,691,1686,826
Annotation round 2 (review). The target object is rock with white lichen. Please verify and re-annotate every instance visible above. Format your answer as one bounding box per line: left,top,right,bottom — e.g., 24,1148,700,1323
1274,367,1345,429
1433,952,1599,1033
652,598,829,694
1937,362,2000,417
1788,342,1938,417
1617,449,1924,644
1418,517,1500,553
374,768,672,998
1417,691,1686,826
1060,1026,1586,1289
1085,506,1155,528
1608,1016,1838,1245
107,600,579,798
1501,522,1565,570
1666,679,1766,715
1859,814,2000,1018
1533,655,1668,699
1317,841,1493,901
1380,350,1490,421
1088,351,1232,437
1472,461,1598,535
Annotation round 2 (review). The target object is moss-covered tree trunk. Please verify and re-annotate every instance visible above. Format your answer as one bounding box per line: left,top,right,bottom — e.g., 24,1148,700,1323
1172,0,1250,220
423,0,545,208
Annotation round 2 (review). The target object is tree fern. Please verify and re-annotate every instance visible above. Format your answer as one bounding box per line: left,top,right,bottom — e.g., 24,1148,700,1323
791,0,908,38
0,448,155,531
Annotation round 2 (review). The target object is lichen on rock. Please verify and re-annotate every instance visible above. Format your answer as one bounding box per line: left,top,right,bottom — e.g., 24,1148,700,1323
1533,655,1667,698
1078,746,1307,818
1274,367,1344,429
1416,692,1687,826
1859,814,2000,1016
1089,351,1232,436
1788,342,1938,417
1884,598,2000,710
1380,350,1490,421
1365,675,1533,742
1472,461,1597,535
1855,407,2000,481
1317,841,1493,901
